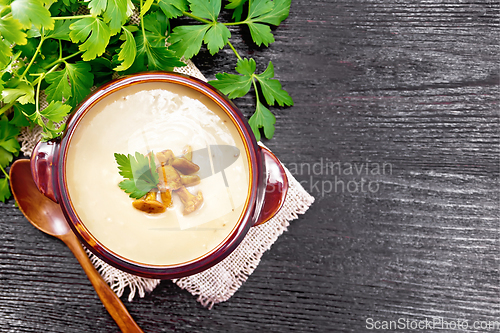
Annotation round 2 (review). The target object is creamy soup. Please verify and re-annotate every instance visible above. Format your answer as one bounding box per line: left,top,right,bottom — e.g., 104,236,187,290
65,82,250,265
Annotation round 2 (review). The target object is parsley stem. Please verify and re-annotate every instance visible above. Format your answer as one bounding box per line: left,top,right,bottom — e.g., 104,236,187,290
0,102,15,117
140,0,147,42
52,15,92,20
181,11,212,24
227,41,242,61
0,165,9,180
252,76,260,104
35,76,42,114
19,34,45,82
223,21,247,26
43,50,83,70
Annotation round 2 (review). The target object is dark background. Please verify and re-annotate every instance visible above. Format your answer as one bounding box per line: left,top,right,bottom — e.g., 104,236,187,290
1,0,499,332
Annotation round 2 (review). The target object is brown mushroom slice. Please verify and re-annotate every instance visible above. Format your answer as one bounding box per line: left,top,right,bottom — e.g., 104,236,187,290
172,157,200,175
132,191,166,214
158,165,183,190
156,149,175,166
175,187,203,215
180,174,200,187
181,145,192,161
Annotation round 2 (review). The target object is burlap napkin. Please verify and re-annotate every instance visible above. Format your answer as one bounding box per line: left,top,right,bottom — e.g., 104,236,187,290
19,61,314,308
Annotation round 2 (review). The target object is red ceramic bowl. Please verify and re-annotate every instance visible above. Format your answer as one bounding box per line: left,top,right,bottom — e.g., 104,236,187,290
30,72,288,279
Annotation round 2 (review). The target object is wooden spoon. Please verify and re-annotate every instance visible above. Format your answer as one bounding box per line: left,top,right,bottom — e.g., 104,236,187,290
9,159,144,333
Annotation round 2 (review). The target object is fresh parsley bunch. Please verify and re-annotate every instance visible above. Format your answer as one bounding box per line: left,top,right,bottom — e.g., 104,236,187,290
0,0,293,202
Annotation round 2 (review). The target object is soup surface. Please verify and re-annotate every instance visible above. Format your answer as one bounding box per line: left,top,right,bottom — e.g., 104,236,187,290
65,82,250,265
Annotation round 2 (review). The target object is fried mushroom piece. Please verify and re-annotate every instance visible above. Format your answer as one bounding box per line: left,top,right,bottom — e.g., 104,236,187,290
175,187,203,215
156,150,175,166
180,174,200,187
172,157,200,175
158,165,183,190
132,191,166,214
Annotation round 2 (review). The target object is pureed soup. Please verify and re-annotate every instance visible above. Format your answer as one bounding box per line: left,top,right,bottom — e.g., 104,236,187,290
65,82,250,265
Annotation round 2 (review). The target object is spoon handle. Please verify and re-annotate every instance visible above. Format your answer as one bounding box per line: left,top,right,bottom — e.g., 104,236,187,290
61,232,145,333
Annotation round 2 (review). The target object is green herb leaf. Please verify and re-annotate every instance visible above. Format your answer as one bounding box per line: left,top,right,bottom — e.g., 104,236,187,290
103,0,131,34
140,0,155,17
135,33,186,71
45,20,72,40
189,0,220,21
235,57,256,75
114,26,136,71
0,17,27,45
256,0,291,25
143,11,168,47
11,103,34,127
247,0,273,19
225,0,247,21
170,0,230,57
1,82,35,105
158,0,188,19
203,22,230,55
10,0,54,30
0,39,13,68
69,17,111,61
248,101,275,141
244,0,291,46
85,0,107,16
208,58,255,98
0,178,11,203
209,74,252,99
65,62,94,106
247,22,274,46
0,117,20,168
169,24,209,59
46,62,94,106
114,152,160,198
45,70,72,101
39,101,72,123
254,61,293,106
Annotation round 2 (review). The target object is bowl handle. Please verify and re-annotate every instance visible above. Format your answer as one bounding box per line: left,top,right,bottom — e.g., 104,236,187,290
254,146,289,226
30,140,60,203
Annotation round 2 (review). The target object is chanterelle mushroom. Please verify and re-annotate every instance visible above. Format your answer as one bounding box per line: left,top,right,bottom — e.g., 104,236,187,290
156,150,175,166
132,191,166,214
158,165,183,190
180,174,200,187
172,157,200,175
175,187,203,215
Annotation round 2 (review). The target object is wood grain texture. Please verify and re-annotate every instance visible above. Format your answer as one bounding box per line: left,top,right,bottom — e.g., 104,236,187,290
1,1,499,332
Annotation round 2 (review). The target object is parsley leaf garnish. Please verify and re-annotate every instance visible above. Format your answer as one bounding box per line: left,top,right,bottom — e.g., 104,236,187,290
0,117,20,202
10,0,54,30
114,152,160,199
169,0,231,58
225,0,247,21
158,0,188,19
45,62,94,107
69,17,111,61
209,58,292,139
0,117,20,168
114,26,136,71
249,101,275,141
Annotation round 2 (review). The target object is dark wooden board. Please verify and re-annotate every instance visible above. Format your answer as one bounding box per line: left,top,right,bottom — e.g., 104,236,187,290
1,1,499,332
